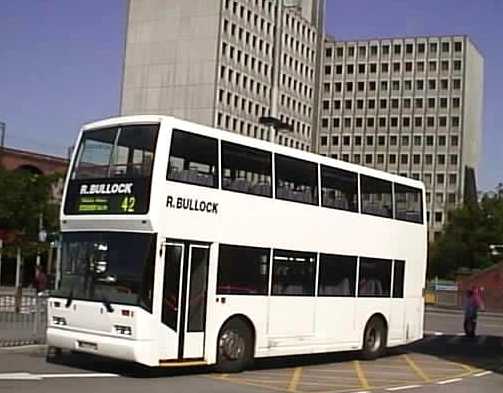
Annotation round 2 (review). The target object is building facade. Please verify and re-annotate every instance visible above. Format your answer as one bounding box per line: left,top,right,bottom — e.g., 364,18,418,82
318,36,483,240
121,0,324,151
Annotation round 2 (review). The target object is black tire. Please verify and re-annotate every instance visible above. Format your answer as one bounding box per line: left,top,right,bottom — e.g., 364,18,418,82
215,318,253,373
361,317,387,360
46,346,63,363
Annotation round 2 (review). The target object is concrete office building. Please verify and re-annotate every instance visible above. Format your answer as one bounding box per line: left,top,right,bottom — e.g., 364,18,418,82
121,0,324,150
318,36,483,240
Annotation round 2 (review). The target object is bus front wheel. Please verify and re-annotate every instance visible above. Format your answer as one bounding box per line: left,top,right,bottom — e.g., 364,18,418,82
215,318,253,373
361,316,387,360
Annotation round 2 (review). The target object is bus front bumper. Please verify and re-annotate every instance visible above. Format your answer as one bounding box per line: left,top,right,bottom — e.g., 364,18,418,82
46,327,157,366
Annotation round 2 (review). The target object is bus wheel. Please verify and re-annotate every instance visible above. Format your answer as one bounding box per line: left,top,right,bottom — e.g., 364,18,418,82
361,317,387,360
216,318,253,373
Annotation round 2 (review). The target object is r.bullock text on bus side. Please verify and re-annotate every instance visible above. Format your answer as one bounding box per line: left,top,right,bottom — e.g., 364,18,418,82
166,196,218,214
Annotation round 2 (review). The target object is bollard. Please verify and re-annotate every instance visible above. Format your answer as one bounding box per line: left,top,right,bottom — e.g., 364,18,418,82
14,286,22,313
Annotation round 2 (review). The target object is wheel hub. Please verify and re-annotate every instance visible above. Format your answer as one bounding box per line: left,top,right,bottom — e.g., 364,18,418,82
220,330,245,360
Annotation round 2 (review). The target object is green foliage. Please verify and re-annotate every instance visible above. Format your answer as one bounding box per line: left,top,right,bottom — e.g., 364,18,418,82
428,187,503,279
0,169,62,255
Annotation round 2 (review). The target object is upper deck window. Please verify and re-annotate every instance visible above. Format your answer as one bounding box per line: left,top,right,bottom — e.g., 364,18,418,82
222,141,272,197
321,165,358,212
167,129,218,188
72,124,158,180
361,175,393,218
394,184,423,224
275,154,318,205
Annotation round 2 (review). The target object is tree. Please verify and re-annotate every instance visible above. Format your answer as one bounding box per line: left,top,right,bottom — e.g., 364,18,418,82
428,186,503,279
0,168,62,257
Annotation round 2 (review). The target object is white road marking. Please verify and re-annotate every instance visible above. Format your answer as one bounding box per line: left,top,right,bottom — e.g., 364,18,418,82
437,378,462,384
0,373,41,380
474,371,493,377
0,372,118,380
38,373,119,378
386,384,422,391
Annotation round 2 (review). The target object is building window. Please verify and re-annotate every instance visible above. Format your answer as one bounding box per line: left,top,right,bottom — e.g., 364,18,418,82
435,212,443,223
454,41,463,52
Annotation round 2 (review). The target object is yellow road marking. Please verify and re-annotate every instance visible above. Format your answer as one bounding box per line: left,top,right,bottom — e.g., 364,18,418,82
288,367,303,392
403,354,431,382
353,361,370,389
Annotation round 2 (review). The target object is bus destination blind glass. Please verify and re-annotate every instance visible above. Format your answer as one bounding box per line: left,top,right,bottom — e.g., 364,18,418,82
65,178,149,215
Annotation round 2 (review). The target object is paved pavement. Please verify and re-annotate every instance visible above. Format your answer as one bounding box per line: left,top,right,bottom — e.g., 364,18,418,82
0,309,501,393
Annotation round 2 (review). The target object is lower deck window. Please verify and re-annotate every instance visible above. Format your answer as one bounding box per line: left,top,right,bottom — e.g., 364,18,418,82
272,250,316,296
318,254,357,296
358,257,392,297
217,244,269,295
393,260,405,298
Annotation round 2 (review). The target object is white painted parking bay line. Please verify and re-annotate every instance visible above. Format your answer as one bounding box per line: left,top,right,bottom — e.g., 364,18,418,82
0,373,41,380
386,385,422,391
38,373,119,378
0,372,119,380
474,371,493,377
437,378,462,385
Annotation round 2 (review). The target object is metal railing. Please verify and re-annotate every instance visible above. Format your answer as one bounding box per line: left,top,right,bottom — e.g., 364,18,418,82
425,288,503,313
0,290,47,347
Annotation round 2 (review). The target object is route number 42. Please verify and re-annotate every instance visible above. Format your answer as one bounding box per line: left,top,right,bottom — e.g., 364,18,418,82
121,196,136,213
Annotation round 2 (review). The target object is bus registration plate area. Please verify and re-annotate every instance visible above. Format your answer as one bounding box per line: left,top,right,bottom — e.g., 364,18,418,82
77,340,98,351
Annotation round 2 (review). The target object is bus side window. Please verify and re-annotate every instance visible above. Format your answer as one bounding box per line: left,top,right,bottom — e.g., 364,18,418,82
392,260,405,298
394,184,423,224
318,254,357,296
221,141,272,197
358,257,392,298
360,175,393,218
217,244,269,295
167,129,219,188
320,165,358,212
272,250,316,296
275,154,318,205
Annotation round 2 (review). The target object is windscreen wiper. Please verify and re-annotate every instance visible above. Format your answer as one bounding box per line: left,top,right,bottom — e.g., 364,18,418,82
65,289,73,308
101,295,114,313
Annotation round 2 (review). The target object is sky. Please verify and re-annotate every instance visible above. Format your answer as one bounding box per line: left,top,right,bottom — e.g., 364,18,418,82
0,0,501,191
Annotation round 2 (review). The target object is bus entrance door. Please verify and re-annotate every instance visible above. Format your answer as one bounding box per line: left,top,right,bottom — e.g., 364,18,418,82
162,242,210,360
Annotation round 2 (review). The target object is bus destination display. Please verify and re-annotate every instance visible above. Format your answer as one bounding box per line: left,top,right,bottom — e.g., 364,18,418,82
64,179,150,215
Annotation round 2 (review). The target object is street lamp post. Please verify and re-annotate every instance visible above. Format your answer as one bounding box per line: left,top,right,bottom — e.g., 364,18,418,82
0,121,5,167
258,116,293,144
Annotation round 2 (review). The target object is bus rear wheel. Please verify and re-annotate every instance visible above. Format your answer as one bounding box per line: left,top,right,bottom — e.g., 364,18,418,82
361,316,387,360
215,318,253,373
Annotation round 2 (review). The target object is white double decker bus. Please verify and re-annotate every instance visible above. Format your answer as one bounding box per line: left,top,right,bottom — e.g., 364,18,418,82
47,115,427,371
